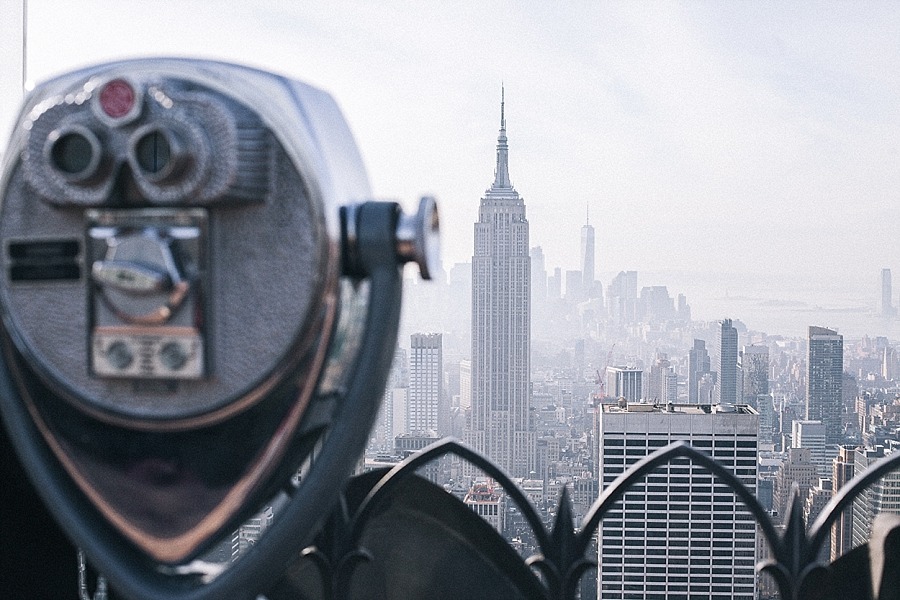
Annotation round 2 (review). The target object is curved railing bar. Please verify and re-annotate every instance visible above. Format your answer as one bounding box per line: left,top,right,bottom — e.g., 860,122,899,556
345,437,900,600
808,448,900,561
350,438,552,553
576,440,781,560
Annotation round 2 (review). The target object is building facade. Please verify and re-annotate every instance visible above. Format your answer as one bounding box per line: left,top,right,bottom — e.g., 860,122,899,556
408,333,443,434
741,344,769,408
806,326,844,445
715,319,739,405
688,339,712,404
597,403,758,599
468,91,535,477
607,271,637,325
831,445,856,561
772,447,818,524
792,419,828,477
373,347,408,450
882,268,895,318
851,446,900,549
606,366,643,402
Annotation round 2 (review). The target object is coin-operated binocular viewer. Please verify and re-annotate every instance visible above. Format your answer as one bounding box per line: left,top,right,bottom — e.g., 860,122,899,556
0,59,438,599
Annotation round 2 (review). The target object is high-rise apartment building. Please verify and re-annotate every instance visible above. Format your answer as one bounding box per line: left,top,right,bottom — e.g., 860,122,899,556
806,326,844,445
468,91,535,477
408,333,442,434
597,403,758,600
688,339,712,404
581,211,595,297
715,319,739,405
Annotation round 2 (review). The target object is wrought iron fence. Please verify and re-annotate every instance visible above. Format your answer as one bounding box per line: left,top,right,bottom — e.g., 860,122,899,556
265,438,900,600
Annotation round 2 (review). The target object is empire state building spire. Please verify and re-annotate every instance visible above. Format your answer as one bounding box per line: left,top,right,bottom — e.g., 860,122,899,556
492,86,512,190
469,88,534,478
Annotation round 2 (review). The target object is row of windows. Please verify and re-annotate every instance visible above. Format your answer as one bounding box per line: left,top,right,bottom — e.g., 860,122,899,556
600,557,754,570
604,437,757,447
601,540,756,550
599,593,753,600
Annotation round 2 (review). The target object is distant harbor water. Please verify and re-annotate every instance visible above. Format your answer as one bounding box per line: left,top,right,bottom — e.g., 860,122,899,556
634,270,900,341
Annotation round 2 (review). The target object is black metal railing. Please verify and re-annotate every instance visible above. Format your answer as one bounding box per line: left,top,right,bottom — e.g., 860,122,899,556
264,438,900,600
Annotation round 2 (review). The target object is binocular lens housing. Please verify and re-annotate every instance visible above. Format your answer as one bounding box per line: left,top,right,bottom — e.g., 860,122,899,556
134,129,171,174
0,59,438,599
0,59,371,565
47,126,102,182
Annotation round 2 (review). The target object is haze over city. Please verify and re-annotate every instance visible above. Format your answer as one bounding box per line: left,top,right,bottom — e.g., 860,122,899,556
4,5,900,599
2,2,899,337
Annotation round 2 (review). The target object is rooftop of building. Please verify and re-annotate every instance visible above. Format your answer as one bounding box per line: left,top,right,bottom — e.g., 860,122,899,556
602,401,758,415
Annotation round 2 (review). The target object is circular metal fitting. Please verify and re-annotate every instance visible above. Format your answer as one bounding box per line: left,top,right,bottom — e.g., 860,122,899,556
396,196,440,280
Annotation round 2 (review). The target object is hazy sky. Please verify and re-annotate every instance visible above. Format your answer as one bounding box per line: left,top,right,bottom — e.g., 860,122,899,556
2,2,899,296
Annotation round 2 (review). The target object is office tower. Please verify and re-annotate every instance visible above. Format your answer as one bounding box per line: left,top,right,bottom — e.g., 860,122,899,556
882,268,895,317
408,333,442,434
757,394,775,445
581,210,595,296
831,446,856,560
597,403,758,600
605,366,643,402
468,90,535,477
715,319,739,404
688,339,711,404
663,371,678,403
851,446,900,548
883,345,897,381
792,420,828,476
607,270,638,324
741,345,769,408
464,481,504,532
647,354,672,402
807,326,844,445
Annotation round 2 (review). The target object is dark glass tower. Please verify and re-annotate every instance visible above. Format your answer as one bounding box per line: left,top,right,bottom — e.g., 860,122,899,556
807,326,843,444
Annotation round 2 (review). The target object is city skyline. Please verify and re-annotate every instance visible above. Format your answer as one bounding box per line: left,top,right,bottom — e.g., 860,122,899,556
3,3,900,304
3,6,900,597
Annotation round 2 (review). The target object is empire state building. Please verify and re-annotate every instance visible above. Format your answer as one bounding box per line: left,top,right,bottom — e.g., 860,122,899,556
467,91,535,477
